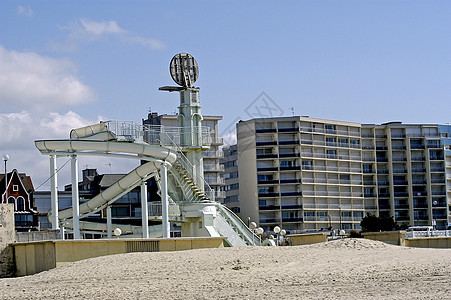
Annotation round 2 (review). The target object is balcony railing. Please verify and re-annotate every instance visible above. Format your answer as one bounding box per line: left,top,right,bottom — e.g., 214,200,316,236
279,140,299,145
278,127,299,132
256,141,277,146
257,154,278,159
280,191,302,197
257,167,278,172
256,128,277,133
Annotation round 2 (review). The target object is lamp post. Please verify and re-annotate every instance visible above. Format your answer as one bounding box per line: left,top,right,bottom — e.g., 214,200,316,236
273,226,281,246
280,229,286,246
432,200,438,231
256,227,264,244
249,221,257,246
2,154,9,202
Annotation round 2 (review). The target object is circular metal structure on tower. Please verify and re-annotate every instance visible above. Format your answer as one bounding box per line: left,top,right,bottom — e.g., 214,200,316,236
170,53,199,87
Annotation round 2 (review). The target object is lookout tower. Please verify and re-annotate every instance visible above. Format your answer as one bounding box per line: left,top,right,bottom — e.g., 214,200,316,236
159,53,209,191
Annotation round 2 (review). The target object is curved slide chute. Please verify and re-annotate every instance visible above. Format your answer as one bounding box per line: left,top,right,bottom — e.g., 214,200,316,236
35,138,177,223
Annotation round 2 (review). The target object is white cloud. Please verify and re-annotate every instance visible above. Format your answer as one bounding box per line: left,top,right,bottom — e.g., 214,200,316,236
0,45,97,111
222,132,237,146
50,18,166,51
80,18,126,35
17,5,33,17
0,110,140,190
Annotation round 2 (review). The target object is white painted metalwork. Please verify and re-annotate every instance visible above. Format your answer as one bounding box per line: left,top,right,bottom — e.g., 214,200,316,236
141,180,149,238
49,155,59,230
70,155,80,239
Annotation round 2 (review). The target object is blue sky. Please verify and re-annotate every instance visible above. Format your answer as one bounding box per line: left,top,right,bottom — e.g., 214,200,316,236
1,1,450,188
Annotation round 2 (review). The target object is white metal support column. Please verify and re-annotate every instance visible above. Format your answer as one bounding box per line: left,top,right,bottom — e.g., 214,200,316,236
71,155,81,239
161,163,170,238
49,155,59,230
106,205,112,238
141,180,149,238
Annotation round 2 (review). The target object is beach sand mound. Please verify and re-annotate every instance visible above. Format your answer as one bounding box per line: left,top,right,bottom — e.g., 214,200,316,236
310,238,391,249
0,239,450,299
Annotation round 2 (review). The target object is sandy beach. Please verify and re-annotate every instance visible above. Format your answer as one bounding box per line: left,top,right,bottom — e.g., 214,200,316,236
0,238,450,299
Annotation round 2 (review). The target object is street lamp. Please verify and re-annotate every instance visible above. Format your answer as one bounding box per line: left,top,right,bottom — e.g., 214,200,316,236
280,229,286,246
2,154,9,202
256,227,264,244
432,200,438,231
273,226,281,246
249,221,257,246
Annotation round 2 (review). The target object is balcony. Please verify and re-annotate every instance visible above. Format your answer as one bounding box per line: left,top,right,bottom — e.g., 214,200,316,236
392,157,407,162
376,146,387,150
203,150,224,158
362,145,375,150
364,193,376,198
410,144,424,149
377,169,389,174
258,179,279,185
430,156,444,161
394,192,409,197
259,205,279,211
281,204,303,210
259,218,279,224
256,141,277,146
431,191,446,196
378,193,390,198
391,134,406,138
279,179,302,184
411,168,426,173
377,158,388,162
411,157,425,161
395,204,409,210
280,191,302,197
393,169,407,174
280,166,302,171
412,180,426,185
282,217,304,223
204,164,225,172
430,178,445,184
279,140,299,145
257,154,278,159
257,167,278,172
377,181,389,186
430,168,445,173
211,137,223,145
392,145,406,150
278,127,299,133
393,181,408,185
395,216,410,221
279,152,299,158
258,192,279,198
376,135,387,139
256,128,277,133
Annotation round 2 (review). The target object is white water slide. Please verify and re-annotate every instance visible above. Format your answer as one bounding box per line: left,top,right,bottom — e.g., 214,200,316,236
35,121,259,246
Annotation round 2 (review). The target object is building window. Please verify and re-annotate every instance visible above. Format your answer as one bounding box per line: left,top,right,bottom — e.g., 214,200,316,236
17,196,25,211
13,185,19,192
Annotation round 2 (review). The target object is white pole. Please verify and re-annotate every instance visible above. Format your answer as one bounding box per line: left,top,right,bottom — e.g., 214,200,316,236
106,205,112,239
60,226,65,240
71,155,81,239
141,180,149,238
161,163,170,238
49,155,59,230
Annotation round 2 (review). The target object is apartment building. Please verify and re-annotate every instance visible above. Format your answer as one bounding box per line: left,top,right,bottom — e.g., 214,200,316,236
221,145,241,216
360,123,451,230
236,116,451,232
142,112,225,201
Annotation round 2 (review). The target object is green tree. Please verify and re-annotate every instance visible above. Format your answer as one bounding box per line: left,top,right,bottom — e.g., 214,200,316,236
360,213,401,232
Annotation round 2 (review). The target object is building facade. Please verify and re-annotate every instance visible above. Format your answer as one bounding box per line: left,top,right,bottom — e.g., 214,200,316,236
221,145,241,216
236,116,451,232
143,112,225,201
0,170,38,231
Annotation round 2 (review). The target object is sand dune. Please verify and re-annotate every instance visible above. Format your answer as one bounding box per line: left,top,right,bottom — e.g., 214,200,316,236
0,239,450,299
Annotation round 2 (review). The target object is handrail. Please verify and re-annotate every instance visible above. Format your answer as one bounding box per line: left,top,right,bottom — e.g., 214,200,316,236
156,127,216,202
216,204,261,245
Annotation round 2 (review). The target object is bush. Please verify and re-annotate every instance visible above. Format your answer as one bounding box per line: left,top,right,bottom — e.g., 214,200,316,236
348,230,362,238
360,213,401,232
